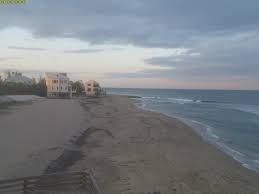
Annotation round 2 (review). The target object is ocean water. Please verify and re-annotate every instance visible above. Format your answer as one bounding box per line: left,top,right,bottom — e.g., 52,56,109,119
107,88,259,172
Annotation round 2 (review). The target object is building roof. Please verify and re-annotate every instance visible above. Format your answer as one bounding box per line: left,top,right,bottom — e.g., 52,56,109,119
5,75,33,85
45,72,69,79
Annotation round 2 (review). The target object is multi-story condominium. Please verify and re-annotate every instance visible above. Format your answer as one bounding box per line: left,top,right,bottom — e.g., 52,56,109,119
0,70,33,85
85,80,101,96
44,72,71,98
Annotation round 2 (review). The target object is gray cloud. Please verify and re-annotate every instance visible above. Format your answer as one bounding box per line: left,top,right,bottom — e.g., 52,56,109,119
108,64,259,80
1,0,259,85
63,47,124,53
8,46,47,51
143,30,259,78
1,0,259,48
108,70,156,79
64,49,104,54
0,58,8,62
0,57,22,61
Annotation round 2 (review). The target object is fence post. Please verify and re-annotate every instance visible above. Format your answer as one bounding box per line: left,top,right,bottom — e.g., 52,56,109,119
23,180,29,194
80,172,87,190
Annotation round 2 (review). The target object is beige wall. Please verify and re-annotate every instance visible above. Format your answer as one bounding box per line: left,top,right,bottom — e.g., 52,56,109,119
85,80,100,95
45,73,70,97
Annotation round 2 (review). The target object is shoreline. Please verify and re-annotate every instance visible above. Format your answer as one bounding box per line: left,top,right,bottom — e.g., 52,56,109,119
136,99,259,173
134,97,258,171
119,93,259,173
68,95,259,194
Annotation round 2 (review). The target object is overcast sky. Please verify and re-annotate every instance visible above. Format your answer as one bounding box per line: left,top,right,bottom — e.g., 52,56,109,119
0,0,259,89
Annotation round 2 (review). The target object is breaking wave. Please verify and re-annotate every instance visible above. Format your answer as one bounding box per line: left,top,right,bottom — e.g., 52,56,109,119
137,99,259,173
231,105,259,116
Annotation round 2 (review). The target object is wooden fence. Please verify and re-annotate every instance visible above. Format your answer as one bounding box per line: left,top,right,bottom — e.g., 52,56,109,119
0,171,102,194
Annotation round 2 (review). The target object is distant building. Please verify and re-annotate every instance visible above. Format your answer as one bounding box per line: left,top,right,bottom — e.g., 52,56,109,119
85,80,101,96
0,70,33,85
44,72,71,98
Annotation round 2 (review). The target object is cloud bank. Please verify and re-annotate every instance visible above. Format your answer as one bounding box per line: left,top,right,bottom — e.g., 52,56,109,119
8,46,47,51
1,0,259,88
63,49,104,54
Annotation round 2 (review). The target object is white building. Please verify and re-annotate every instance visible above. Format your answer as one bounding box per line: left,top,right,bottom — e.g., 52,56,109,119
0,70,33,85
85,80,101,96
44,72,71,98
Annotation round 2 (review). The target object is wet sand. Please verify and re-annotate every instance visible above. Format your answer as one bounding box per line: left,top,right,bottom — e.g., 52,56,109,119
68,95,259,194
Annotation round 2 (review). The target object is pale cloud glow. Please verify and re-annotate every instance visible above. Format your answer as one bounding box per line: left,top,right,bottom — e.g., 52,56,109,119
0,27,174,83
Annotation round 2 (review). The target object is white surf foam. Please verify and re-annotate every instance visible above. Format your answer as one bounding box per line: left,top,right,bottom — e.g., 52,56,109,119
136,96,259,173
232,105,259,116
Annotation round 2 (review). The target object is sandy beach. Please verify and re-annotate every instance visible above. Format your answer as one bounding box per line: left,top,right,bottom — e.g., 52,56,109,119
1,95,259,193
0,98,86,179
70,95,259,194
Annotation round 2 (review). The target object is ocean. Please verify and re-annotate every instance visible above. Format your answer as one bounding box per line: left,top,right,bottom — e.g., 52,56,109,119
107,88,259,172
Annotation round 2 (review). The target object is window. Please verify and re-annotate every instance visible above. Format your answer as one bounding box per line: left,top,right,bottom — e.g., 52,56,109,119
88,88,91,92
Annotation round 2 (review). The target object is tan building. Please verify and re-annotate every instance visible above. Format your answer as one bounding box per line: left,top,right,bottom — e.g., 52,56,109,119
45,72,71,98
85,80,100,96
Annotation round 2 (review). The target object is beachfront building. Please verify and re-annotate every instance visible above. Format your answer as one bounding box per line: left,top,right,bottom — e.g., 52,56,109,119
85,80,101,96
44,72,71,98
0,70,33,85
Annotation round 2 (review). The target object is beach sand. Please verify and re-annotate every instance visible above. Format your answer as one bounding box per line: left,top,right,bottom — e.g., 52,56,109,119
1,95,259,193
0,98,86,179
67,95,259,194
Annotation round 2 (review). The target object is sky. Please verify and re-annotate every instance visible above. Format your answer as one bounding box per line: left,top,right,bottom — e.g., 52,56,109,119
0,0,259,90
